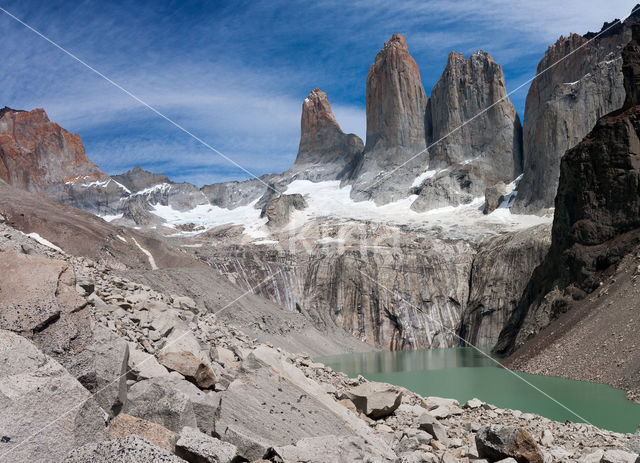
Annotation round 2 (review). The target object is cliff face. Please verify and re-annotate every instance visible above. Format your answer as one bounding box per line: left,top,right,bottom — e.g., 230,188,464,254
350,34,428,203
460,224,551,348
290,88,363,181
363,34,427,160
495,23,640,355
205,223,473,350
396,49,521,213
0,108,105,190
426,51,522,180
0,108,138,216
200,219,550,351
514,8,640,213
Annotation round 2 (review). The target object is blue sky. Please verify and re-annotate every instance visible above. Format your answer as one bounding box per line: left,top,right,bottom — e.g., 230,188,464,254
0,0,636,185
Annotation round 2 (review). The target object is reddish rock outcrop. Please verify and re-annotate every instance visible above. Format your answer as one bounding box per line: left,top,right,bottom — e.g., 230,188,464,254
291,88,363,180
0,107,106,191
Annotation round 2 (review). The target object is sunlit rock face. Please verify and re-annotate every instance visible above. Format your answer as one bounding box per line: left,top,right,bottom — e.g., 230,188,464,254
289,88,363,181
496,23,640,356
412,50,522,212
0,107,105,190
514,7,640,213
349,34,428,204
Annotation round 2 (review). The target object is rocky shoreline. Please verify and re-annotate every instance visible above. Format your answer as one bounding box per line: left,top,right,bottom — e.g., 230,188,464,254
1,220,638,463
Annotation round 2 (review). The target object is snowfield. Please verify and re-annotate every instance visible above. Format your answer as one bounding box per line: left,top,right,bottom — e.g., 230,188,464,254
151,200,269,239
138,178,550,240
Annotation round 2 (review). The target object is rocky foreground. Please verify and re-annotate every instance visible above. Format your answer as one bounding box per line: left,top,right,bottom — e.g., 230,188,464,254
0,219,638,463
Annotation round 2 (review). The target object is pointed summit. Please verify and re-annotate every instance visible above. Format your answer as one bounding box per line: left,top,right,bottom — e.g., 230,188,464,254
363,33,427,156
349,34,428,203
291,88,363,179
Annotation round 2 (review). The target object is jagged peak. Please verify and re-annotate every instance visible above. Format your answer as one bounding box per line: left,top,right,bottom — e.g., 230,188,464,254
583,4,640,39
384,33,408,51
371,33,421,78
446,50,495,65
294,87,363,169
0,106,25,119
583,19,623,40
447,51,465,62
300,88,341,133
546,33,588,53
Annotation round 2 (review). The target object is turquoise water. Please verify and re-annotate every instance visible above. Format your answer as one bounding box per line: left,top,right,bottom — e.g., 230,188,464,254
320,347,640,434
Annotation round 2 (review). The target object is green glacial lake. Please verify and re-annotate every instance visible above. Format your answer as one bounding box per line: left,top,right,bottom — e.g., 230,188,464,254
320,347,640,434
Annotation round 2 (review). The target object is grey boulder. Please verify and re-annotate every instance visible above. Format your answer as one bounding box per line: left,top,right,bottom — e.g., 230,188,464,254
345,381,403,419
127,345,169,380
92,324,129,417
158,350,216,389
0,329,106,463
417,413,448,443
175,426,243,463
394,428,433,454
0,250,95,386
629,429,640,454
475,425,544,463
125,373,219,435
64,436,184,462
601,449,639,463
266,435,386,463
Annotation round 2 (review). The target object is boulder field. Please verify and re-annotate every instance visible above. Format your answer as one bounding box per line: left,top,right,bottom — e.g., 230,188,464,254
0,220,637,463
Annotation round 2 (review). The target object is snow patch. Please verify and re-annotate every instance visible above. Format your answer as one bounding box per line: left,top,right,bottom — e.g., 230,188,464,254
141,177,550,241
116,235,127,243
411,170,437,188
100,213,123,222
150,199,268,239
26,233,64,253
282,179,549,233
131,237,158,270
252,239,279,245
316,237,345,245
131,183,172,197
74,178,131,193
